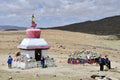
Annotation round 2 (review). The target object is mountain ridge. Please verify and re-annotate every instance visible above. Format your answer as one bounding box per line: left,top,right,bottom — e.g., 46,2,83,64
50,15,120,35
1,15,120,35
0,25,26,30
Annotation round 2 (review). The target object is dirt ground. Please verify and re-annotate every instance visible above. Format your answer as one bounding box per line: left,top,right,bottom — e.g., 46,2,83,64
0,29,120,80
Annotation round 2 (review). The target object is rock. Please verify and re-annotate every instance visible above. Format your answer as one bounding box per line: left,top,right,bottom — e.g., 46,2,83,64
15,71,20,73
35,74,39,77
53,75,56,77
96,79,103,80
95,77,102,80
60,53,63,54
103,77,112,80
109,77,119,80
91,74,106,80
2,63,5,66
8,76,12,80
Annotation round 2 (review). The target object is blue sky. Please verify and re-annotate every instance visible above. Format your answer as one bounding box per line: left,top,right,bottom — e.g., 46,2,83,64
0,0,120,28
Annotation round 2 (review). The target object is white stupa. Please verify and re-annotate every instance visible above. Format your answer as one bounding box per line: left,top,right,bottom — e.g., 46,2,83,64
13,15,50,69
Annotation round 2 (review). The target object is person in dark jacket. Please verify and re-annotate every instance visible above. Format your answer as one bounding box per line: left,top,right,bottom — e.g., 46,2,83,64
41,57,45,68
98,56,104,71
104,55,111,69
7,56,13,69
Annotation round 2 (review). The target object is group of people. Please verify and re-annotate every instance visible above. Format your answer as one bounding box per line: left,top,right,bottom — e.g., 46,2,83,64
7,55,111,71
97,55,111,71
7,55,46,69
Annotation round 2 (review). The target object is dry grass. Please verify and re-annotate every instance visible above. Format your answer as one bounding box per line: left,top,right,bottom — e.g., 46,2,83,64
0,29,120,80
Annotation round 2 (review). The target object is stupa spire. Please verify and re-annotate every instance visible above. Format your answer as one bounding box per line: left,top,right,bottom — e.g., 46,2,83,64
31,14,37,28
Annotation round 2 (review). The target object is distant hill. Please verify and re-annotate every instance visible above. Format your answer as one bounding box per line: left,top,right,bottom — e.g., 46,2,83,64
0,25,26,31
51,15,120,35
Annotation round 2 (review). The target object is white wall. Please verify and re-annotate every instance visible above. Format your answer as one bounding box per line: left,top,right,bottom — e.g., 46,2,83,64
20,50,35,59
20,49,48,59
42,50,48,58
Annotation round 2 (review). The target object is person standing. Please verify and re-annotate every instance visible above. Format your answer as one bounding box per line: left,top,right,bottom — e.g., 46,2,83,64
104,55,111,69
7,56,13,69
98,56,104,71
41,57,45,68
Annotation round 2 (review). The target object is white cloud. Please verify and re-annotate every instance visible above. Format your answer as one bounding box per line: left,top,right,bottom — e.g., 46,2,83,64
0,0,120,27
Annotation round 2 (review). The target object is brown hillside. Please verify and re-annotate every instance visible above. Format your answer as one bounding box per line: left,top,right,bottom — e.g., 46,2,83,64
51,15,120,35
